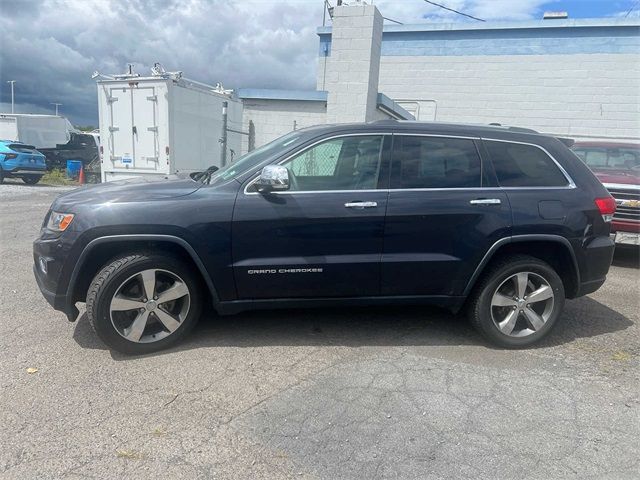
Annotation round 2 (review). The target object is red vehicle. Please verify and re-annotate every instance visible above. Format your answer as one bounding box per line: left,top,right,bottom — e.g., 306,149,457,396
572,142,640,245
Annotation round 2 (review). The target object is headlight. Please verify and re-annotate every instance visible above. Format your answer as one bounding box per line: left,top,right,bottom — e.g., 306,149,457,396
47,211,74,232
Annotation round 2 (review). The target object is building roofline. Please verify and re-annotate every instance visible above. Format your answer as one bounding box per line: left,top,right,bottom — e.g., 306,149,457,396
237,88,328,102
317,17,640,36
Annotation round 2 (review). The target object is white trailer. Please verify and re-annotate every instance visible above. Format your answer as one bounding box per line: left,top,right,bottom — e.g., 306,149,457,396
96,68,243,182
0,114,72,148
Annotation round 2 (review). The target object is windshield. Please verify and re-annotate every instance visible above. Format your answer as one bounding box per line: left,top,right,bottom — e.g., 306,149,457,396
203,131,304,185
572,146,640,172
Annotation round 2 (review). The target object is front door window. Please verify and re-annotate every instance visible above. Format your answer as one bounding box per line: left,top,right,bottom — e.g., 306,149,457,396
281,135,384,191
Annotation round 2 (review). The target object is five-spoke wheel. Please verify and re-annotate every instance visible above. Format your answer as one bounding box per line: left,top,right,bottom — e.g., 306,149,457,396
110,269,191,343
490,271,555,338
468,255,564,348
86,253,202,354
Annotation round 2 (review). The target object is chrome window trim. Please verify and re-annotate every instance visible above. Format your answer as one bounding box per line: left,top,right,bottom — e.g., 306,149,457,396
243,132,577,195
482,138,576,189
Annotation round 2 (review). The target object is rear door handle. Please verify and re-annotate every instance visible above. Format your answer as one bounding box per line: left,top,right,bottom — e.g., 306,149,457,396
470,198,501,205
345,201,378,209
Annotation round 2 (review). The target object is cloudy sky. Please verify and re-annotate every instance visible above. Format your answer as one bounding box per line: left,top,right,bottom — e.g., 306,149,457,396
1,0,637,125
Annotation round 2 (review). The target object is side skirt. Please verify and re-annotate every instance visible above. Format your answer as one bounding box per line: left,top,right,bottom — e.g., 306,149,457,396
216,295,466,316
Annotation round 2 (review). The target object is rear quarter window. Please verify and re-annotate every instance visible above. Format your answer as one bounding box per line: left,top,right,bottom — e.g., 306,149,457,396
485,140,569,187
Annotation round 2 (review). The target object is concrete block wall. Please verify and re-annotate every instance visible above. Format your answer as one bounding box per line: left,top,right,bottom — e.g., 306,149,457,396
324,5,383,123
317,19,640,141
378,53,640,140
240,100,327,153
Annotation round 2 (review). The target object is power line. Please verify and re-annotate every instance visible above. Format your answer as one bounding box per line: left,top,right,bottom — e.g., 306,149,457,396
383,16,403,25
423,0,485,22
625,0,640,17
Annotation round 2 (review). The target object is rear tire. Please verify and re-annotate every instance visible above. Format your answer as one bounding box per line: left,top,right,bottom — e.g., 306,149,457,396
86,253,203,355
0,168,4,184
468,254,565,348
22,175,41,185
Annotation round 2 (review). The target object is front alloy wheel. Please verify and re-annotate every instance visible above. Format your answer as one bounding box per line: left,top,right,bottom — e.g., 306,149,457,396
86,254,202,354
110,269,191,343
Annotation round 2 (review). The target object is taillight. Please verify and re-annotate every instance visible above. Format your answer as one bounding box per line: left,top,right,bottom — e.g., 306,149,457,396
595,196,616,222
3,153,17,160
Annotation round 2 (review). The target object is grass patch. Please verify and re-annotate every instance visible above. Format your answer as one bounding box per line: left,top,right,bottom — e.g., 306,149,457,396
41,169,78,186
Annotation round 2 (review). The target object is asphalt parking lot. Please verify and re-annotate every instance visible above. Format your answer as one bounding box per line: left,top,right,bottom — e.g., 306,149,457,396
1,181,638,480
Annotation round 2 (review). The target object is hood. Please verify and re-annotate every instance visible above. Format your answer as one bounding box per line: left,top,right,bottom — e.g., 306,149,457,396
54,175,203,209
592,168,640,186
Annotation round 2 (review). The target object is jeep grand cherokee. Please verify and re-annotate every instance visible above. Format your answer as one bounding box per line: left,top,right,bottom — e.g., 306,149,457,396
34,121,616,354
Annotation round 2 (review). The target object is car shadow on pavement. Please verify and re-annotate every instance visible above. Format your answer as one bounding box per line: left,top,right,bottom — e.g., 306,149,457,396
72,294,633,359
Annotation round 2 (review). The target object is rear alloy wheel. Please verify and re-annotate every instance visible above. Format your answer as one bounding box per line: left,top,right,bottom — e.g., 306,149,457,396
86,254,202,354
22,175,41,185
468,255,565,348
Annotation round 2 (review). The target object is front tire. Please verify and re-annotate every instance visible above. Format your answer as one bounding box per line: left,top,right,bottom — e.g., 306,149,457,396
86,253,203,354
468,255,565,348
22,175,41,185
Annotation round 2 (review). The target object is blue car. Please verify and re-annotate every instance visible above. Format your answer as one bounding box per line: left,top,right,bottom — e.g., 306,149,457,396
0,140,47,184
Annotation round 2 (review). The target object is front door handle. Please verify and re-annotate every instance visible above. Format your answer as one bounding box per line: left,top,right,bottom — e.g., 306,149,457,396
470,198,501,205
345,201,378,209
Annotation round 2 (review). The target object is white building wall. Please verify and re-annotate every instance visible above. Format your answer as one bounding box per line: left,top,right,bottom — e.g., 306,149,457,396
241,100,327,152
378,53,640,140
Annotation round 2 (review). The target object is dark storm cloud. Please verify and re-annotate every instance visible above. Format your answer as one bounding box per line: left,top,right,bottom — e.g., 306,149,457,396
0,0,323,124
0,0,552,125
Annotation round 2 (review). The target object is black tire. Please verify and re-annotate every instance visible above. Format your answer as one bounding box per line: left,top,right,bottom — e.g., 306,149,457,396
86,253,203,355
467,254,565,348
0,167,4,184
22,175,41,185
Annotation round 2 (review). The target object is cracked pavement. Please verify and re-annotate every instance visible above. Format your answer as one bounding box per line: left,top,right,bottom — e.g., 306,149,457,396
1,182,638,479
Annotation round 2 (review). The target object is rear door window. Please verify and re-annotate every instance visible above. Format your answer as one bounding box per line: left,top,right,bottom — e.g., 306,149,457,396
390,136,482,189
485,140,569,187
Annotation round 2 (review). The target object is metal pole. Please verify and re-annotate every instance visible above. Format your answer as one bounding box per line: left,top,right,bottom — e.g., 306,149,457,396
51,103,62,116
7,80,16,113
221,101,228,167
248,120,255,152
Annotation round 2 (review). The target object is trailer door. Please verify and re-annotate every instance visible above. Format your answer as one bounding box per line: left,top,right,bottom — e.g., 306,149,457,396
108,86,159,172
108,87,134,168
131,87,159,168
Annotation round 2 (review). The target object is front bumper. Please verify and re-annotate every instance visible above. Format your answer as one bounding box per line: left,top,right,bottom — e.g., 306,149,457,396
33,233,80,322
33,264,78,321
611,231,640,246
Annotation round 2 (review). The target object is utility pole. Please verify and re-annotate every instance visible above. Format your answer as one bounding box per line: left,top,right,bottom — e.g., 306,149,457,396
51,103,62,116
7,80,16,113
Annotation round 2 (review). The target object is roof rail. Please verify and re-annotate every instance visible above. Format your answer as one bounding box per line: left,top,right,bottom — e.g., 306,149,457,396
489,123,539,134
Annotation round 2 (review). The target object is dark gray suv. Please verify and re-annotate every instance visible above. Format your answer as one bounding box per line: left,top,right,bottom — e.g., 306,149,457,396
34,121,616,354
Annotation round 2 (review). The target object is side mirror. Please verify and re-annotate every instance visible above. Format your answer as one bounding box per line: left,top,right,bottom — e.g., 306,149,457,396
255,165,290,193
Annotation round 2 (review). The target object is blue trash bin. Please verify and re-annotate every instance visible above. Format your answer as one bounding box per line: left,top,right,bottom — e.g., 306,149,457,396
66,160,83,179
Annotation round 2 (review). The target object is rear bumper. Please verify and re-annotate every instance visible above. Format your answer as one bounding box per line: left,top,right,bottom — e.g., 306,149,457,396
4,167,46,176
611,231,640,246
572,235,615,298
